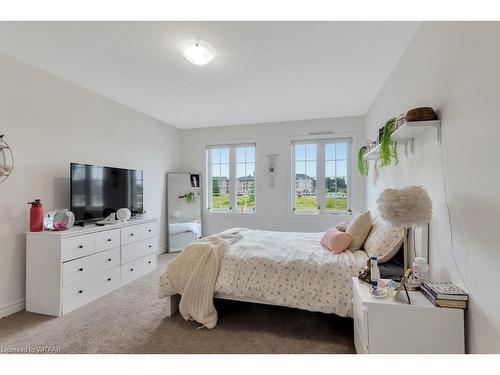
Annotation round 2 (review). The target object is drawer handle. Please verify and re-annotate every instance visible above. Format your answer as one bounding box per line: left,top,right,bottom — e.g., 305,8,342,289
107,278,112,282
107,238,112,242
148,245,152,248
78,245,84,249
78,290,83,294
148,261,152,264
130,233,134,236
130,268,134,272
78,268,84,272
107,258,112,262
148,229,152,232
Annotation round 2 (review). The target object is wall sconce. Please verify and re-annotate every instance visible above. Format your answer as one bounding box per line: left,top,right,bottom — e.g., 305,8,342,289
266,153,278,188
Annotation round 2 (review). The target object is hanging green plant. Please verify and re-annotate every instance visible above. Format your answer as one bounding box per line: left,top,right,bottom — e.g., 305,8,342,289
391,140,399,166
358,146,369,176
379,117,398,167
186,192,196,203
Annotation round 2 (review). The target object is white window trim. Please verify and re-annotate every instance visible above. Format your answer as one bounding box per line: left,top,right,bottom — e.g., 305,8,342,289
205,141,257,215
289,133,357,217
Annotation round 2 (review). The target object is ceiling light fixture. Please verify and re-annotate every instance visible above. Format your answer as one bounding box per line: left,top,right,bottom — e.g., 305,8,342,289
181,42,215,66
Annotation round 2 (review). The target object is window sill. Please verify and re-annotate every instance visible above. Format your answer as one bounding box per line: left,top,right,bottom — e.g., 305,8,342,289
205,211,256,217
289,212,352,219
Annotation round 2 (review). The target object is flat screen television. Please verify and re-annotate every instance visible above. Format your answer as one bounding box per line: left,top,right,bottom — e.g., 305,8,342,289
70,163,143,224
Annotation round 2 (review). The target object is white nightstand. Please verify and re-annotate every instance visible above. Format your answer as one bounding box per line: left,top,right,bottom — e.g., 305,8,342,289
352,277,465,354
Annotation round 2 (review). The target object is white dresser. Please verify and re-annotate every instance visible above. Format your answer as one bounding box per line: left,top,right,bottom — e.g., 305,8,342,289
26,217,159,316
352,277,465,354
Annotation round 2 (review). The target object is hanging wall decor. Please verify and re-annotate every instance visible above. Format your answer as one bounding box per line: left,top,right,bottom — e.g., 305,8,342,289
0,134,14,184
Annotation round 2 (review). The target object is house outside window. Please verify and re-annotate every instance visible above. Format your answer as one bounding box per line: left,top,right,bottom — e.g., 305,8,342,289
206,143,256,213
291,136,352,215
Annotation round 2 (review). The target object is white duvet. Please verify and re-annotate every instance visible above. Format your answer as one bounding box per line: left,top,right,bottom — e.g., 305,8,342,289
214,228,368,317
169,222,202,238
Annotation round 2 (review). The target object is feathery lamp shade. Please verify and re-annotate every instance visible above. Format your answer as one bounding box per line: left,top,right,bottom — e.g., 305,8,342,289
377,186,433,270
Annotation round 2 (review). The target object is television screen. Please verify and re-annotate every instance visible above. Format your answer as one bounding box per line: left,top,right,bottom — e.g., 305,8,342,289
70,163,143,223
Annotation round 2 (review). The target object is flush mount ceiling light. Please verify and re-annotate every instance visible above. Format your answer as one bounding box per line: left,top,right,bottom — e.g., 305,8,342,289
181,42,215,66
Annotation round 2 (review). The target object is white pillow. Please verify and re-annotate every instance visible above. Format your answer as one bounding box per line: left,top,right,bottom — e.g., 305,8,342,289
364,217,404,263
346,211,372,251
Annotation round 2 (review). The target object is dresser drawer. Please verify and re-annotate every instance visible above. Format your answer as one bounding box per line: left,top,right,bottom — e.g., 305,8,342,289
62,247,120,286
62,266,120,314
61,233,96,262
121,238,157,264
142,222,158,239
95,229,120,252
121,225,143,245
121,253,157,284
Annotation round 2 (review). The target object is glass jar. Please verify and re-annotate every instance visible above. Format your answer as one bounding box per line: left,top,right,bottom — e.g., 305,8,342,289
44,209,75,231
412,257,430,283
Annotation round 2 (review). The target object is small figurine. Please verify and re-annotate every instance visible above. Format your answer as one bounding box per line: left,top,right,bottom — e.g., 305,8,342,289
358,258,371,283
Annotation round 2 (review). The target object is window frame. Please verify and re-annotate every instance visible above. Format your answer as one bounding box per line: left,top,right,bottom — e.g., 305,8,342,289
206,142,257,215
289,134,355,216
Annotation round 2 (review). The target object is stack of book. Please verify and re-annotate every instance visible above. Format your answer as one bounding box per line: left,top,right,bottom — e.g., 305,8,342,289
420,281,469,309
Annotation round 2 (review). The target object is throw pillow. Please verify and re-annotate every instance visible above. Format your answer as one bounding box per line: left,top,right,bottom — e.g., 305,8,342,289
364,216,404,263
335,220,350,232
346,210,372,250
320,227,353,254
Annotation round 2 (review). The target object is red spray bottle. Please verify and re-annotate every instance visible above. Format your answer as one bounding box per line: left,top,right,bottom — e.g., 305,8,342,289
28,199,43,232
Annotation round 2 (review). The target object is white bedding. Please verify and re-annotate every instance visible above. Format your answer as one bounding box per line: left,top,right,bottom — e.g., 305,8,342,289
169,222,202,238
214,228,368,317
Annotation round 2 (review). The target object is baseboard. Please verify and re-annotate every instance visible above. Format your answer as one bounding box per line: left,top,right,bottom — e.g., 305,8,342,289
0,298,25,318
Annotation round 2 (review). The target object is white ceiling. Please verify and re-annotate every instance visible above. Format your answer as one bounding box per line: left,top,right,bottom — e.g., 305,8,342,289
0,22,420,129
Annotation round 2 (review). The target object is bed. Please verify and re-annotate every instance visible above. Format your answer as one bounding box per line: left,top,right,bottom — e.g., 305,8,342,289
162,227,368,318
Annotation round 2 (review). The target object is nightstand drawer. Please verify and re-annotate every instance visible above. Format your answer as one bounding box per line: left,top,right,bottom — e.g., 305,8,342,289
354,320,368,354
353,282,368,349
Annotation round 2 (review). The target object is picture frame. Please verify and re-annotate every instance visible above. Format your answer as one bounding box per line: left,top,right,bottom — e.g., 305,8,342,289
190,173,200,188
393,268,412,304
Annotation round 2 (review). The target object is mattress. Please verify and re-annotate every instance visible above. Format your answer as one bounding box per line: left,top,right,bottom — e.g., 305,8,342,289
214,228,368,317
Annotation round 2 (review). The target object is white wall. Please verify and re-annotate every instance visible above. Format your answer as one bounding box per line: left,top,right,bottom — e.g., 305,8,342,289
0,53,180,316
179,116,366,235
364,22,500,353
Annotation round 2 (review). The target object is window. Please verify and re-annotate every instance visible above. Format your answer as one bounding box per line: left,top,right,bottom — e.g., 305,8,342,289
207,143,256,213
291,137,352,215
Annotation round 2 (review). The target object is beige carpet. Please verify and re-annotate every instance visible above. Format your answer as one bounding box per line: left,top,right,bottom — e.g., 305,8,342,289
0,253,355,354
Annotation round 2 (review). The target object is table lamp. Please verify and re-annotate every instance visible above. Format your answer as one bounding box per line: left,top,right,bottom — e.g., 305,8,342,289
376,185,433,271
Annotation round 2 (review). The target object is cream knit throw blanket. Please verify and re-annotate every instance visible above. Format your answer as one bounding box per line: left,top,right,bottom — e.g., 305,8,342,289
159,230,242,329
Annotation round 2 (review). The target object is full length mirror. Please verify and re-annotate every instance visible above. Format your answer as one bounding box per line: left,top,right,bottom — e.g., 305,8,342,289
167,172,202,252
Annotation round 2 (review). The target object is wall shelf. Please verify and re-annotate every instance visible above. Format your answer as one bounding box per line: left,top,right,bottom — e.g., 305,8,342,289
391,120,442,145
363,144,380,160
363,119,441,161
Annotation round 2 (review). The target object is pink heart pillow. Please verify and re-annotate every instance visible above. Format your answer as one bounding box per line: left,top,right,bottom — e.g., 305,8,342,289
320,227,353,254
